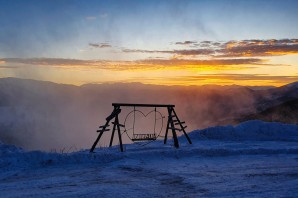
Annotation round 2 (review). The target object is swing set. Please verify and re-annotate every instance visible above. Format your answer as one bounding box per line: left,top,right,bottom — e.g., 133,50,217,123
90,103,192,152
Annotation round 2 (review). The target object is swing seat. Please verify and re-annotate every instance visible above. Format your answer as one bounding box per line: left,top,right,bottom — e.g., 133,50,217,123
132,133,157,141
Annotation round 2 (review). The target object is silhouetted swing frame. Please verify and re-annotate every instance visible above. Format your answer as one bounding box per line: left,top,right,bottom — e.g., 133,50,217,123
90,103,192,152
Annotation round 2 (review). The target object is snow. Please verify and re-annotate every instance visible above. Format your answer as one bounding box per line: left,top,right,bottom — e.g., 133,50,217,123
190,120,298,142
0,121,298,197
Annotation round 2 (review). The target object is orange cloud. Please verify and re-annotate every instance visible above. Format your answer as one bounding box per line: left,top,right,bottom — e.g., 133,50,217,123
159,74,298,86
1,57,265,72
123,39,298,57
221,39,298,57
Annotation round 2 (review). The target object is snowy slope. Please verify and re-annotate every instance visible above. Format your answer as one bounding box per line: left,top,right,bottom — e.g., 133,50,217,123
0,121,298,197
190,120,298,141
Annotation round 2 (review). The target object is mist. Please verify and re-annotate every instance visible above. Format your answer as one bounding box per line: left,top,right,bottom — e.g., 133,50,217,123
1,77,292,151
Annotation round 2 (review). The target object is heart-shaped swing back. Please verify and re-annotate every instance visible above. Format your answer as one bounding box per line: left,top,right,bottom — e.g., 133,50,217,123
124,108,164,142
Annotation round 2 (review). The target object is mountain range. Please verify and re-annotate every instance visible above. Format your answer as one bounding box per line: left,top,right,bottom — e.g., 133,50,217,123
0,78,297,150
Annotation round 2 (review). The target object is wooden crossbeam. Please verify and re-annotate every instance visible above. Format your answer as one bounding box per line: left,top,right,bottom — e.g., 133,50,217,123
175,121,185,125
111,122,125,127
96,128,110,132
112,103,175,108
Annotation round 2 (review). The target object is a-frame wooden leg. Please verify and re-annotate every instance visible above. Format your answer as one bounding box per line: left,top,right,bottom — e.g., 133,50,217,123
172,109,192,144
115,115,124,152
90,120,110,152
164,118,170,144
90,130,104,152
168,107,179,148
109,118,117,147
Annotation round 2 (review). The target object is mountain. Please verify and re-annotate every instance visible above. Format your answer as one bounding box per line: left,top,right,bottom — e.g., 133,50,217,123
253,83,298,112
237,99,298,124
0,77,297,151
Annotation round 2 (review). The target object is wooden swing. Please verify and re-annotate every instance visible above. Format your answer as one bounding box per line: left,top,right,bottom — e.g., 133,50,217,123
90,103,192,152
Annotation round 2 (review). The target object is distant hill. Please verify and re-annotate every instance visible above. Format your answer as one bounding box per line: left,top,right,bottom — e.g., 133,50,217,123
253,82,298,112
237,99,298,124
0,77,297,150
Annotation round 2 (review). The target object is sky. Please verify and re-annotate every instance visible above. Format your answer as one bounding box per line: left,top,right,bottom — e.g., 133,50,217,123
0,0,298,86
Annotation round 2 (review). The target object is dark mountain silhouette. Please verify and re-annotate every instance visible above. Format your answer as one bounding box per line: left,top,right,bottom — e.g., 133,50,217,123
252,82,298,112
237,98,298,124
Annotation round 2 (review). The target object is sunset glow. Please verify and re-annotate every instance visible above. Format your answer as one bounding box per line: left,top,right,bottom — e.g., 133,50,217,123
0,0,297,86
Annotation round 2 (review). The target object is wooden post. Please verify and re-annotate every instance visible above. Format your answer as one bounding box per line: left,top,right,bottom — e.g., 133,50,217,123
168,107,179,148
90,120,110,152
115,115,124,152
164,117,170,144
109,117,117,147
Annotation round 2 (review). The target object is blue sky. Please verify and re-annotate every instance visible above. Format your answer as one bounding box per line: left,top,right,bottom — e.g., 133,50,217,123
1,0,297,58
0,0,298,85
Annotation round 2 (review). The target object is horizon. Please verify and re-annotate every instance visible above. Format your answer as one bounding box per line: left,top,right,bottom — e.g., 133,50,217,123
3,76,298,88
0,0,298,86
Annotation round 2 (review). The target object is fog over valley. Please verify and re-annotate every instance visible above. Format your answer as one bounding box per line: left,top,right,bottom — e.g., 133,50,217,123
1,78,297,151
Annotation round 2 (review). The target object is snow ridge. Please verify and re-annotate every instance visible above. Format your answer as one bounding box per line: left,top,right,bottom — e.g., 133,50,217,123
1,120,298,170
189,120,298,141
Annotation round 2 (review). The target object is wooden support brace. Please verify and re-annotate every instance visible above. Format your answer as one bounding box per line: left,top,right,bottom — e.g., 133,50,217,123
90,120,110,152
175,121,185,125
96,128,110,132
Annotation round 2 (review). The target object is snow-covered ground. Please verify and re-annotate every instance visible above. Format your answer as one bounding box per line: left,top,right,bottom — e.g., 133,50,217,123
1,120,298,197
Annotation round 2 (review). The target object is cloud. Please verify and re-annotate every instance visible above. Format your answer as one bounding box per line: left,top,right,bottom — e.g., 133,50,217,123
0,66,19,69
1,58,94,66
174,49,215,56
122,49,171,53
137,58,264,66
166,74,298,84
220,39,298,57
122,48,214,56
89,43,112,48
123,39,298,57
175,41,197,45
0,57,265,72
0,58,142,71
